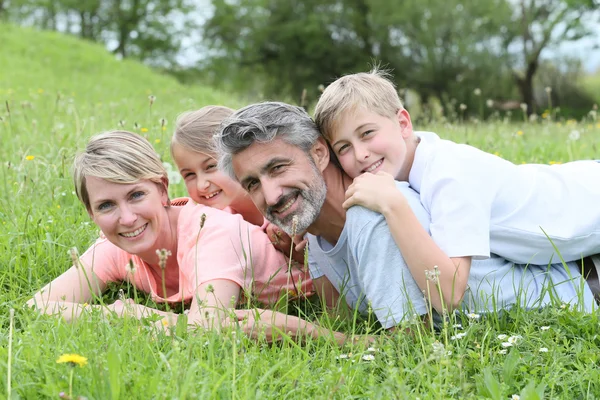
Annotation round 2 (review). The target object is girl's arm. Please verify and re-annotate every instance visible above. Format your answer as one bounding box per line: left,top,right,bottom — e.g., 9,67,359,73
343,172,471,312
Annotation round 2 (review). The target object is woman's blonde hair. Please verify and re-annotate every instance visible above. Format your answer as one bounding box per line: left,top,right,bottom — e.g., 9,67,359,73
73,130,168,211
171,105,235,156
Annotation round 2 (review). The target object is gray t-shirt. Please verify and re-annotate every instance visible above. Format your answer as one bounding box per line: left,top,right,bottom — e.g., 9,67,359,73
308,182,594,329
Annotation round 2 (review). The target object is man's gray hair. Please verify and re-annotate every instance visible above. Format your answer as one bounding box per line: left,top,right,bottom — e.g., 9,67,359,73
214,102,320,179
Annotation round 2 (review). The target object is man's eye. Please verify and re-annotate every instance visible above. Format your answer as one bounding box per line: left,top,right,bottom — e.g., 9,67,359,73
246,180,259,191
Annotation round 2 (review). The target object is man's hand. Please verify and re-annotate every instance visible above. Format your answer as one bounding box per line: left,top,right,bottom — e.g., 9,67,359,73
265,222,306,264
343,171,406,215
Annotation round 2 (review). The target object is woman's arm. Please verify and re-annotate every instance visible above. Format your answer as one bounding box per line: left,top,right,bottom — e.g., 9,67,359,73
343,172,471,312
183,279,241,330
26,263,107,321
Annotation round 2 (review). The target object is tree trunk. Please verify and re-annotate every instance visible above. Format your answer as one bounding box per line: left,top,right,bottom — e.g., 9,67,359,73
516,59,538,115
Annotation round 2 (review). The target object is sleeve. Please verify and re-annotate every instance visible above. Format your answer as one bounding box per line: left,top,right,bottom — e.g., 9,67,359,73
179,209,275,292
78,238,126,284
423,149,494,259
348,185,430,328
306,235,325,279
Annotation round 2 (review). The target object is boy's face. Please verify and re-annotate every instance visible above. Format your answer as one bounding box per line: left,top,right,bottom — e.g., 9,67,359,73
330,107,415,180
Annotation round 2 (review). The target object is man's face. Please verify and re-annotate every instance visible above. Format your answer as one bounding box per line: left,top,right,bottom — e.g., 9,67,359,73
231,137,327,235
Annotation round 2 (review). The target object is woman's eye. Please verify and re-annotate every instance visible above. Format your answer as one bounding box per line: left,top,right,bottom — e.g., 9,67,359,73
97,202,112,211
131,191,145,200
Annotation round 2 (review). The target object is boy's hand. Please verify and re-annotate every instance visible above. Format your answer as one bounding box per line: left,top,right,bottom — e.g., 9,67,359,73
343,171,405,214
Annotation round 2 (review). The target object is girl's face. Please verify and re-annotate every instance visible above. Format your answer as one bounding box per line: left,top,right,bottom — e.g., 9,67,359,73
86,177,170,257
172,142,249,210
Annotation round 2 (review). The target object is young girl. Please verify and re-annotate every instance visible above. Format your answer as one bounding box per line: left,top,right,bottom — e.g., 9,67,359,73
27,130,315,331
171,106,306,263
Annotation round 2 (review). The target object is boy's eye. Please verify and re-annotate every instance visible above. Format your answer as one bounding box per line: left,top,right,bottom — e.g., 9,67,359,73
337,144,349,154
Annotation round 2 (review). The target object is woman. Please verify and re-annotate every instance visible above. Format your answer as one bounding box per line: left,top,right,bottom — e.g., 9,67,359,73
27,130,314,331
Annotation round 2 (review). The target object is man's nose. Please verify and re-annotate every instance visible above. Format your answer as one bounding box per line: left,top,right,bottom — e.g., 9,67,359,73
262,179,283,207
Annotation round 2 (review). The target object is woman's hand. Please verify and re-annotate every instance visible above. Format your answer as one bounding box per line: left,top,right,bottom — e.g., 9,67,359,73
343,172,406,215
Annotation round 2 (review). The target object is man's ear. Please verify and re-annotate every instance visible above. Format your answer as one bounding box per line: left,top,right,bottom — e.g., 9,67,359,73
397,108,414,139
310,137,331,172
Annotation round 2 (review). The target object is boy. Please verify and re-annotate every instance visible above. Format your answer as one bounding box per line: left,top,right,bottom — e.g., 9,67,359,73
314,68,600,306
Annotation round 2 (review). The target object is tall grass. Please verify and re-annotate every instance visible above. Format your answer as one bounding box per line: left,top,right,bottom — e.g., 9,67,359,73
1,24,600,398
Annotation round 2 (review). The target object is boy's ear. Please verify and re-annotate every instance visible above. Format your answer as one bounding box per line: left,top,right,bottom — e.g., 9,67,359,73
397,109,414,139
310,137,331,172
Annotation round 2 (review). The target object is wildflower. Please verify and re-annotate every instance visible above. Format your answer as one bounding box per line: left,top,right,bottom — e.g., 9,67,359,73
148,95,156,105
539,347,549,353
501,342,513,348
453,324,463,329
545,87,552,94
568,130,580,141
155,139,161,144
520,103,527,112
125,259,136,274
425,266,440,283
156,249,172,270
516,130,523,136
459,104,467,111
498,349,507,354
486,99,494,108
497,334,507,340
507,335,522,344
431,341,447,360
466,312,480,320
366,347,377,352
318,84,325,92
473,88,481,96
451,332,467,340
529,114,538,122
25,155,35,161
162,319,169,327
512,395,520,400
362,354,375,361
159,118,168,127
205,284,214,293
336,354,349,360
37,88,44,94
141,127,148,133
56,354,87,367
540,326,550,331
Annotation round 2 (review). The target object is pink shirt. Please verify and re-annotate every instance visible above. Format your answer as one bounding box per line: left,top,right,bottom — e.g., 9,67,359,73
80,198,313,305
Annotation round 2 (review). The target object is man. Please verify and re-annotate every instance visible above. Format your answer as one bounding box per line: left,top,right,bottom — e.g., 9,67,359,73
214,101,595,338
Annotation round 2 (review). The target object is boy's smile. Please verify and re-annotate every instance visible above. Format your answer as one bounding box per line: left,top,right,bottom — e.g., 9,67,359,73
331,107,416,181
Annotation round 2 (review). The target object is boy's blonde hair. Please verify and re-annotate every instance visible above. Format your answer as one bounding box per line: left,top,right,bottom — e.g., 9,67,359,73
73,130,168,212
314,68,404,141
172,105,235,155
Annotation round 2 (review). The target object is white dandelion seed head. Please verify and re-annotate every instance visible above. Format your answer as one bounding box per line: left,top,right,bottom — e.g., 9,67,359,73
520,103,528,112
568,130,580,141
486,99,494,108
459,103,467,111
473,88,481,96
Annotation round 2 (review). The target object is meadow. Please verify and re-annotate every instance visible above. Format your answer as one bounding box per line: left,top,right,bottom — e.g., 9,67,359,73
1,24,600,399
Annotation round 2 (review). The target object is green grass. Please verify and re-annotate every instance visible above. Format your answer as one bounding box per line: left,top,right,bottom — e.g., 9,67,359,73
2,24,600,399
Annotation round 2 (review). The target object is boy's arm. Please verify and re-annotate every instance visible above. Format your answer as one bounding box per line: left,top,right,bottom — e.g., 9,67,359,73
345,173,471,313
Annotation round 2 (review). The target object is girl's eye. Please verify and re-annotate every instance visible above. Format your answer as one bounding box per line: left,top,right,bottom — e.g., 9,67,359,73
183,172,195,180
97,202,113,211
362,129,374,138
206,164,217,172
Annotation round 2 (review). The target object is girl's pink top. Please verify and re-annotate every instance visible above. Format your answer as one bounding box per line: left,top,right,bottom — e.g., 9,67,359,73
80,198,313,305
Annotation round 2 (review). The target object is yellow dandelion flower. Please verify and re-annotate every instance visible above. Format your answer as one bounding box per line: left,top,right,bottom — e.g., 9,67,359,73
161,319,169,327
56,205,61,209
141,127,149,133
162,126,167,131
56,353,87,367
493,152,501,157
37,89,44,94
516,130,523,136
155,139,161,144
596,123,600,129
549,161,562,165
542,112,549,119
25,155,35,161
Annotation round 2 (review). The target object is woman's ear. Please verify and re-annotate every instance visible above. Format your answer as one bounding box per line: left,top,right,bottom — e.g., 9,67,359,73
159,177,171,207
311,137,331,172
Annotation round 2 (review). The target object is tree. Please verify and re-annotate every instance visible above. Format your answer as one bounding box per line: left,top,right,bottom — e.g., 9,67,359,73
499,0,600,113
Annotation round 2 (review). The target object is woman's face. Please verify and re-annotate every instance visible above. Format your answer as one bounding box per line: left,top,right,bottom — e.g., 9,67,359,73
86,176,169,256
172,142,249,210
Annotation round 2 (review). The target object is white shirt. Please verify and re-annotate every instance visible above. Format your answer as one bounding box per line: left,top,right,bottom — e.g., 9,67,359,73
409,131,600,264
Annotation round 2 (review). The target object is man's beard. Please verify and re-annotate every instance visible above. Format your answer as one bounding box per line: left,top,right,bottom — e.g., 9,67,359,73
265,166,327,236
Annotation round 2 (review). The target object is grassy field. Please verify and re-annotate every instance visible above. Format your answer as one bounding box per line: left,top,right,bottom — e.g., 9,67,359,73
2,24,600,399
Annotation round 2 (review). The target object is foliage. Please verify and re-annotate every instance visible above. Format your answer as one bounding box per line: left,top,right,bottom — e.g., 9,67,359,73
2,24,600,399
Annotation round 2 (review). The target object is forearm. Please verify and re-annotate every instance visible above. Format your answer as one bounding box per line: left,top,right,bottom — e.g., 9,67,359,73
382,200,469,312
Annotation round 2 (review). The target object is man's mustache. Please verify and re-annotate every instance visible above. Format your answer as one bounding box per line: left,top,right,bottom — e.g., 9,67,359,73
267,190,300,216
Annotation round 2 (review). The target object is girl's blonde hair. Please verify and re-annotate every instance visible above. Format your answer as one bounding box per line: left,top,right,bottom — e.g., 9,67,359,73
73,130,168,211
171,105,235,156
